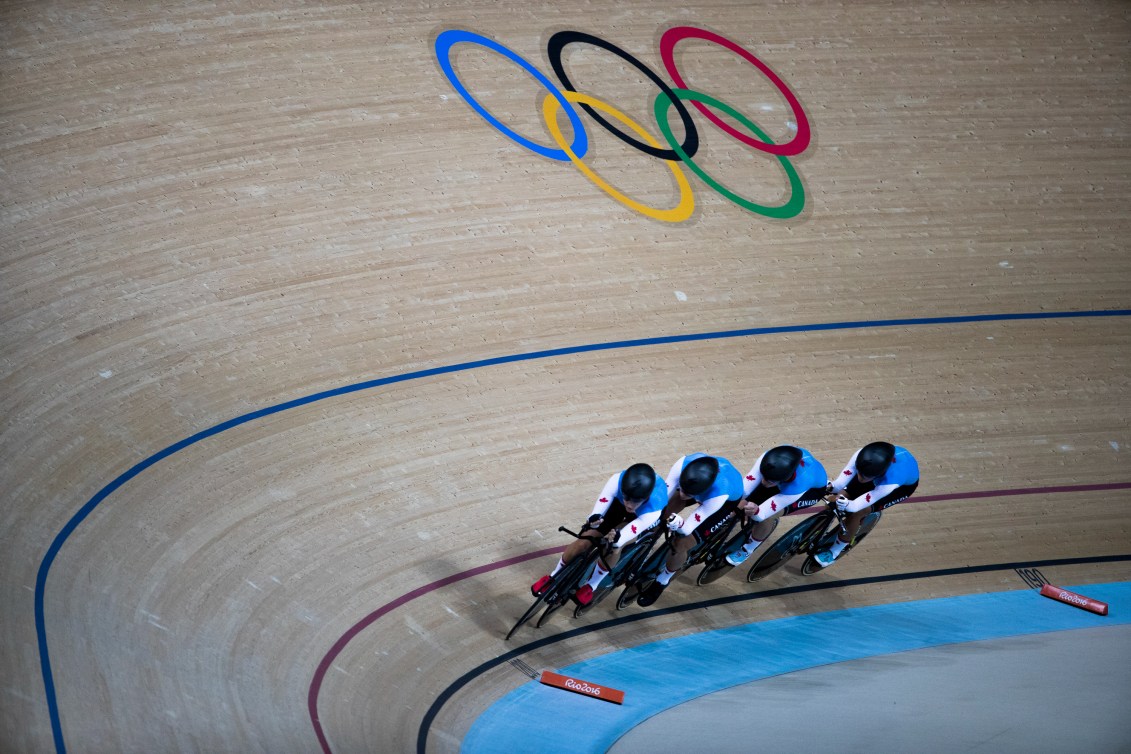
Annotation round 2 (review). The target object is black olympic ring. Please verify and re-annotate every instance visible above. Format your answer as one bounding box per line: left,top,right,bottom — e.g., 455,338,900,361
547,30,700,162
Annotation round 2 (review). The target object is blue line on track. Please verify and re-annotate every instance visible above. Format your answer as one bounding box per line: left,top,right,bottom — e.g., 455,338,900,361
33,308,1131,753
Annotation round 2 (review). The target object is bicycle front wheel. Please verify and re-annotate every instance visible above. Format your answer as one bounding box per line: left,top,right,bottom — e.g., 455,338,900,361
507,553,588,637
537,553,594,626
506,590,551,641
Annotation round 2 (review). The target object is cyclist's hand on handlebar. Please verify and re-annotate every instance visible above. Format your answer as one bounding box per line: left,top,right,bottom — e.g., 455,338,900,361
834,496,850,512
739,500,759,517
582,513,603,532
666,513,685,531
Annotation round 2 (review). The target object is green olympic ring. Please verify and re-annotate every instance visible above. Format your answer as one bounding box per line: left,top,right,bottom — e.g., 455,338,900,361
655,88,805,220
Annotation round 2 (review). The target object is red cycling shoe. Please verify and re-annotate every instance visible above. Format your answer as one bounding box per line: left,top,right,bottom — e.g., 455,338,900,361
531,575,552,597
575,585,594,606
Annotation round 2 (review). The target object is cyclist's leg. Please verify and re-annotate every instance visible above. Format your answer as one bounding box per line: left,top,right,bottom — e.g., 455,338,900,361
581,510,661,591
836,476,877,541
662,496,734,574
639,501,732,607
568,505,633,603
533,536,591,595
533,506,624,596
730,486,822,564
817,481,917,565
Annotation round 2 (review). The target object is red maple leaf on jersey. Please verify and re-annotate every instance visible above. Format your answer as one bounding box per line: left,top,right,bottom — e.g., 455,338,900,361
866,494,872,503
695,513,702,522
631,524,638,534
843,470,852,476
770,502,778,511
600,497,609,503
747,474,756,481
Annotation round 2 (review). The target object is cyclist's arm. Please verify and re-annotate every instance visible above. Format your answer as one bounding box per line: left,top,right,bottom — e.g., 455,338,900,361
612,510,662,548
741,452,768,498
846,483,899,513
589,474,620,518
828,448,863,494
664,456,687,502
749,490,805,521
674,492,729,535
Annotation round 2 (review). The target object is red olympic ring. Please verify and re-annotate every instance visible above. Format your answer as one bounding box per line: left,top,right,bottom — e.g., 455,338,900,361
659,26,811,157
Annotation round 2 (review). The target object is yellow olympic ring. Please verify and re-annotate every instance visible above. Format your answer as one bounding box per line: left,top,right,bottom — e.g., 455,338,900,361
542,91,694,223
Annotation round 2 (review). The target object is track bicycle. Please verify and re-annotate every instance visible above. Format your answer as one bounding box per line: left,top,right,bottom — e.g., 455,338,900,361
694,514,779,585
746,502,882,583
572,525,664,618
616,505,744,609
505,525,611,641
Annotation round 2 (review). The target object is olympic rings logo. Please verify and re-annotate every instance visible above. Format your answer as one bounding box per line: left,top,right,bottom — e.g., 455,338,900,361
434,27,811,222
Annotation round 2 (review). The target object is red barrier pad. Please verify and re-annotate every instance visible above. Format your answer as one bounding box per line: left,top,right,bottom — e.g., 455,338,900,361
539,670,625,704
1040,584,1109,615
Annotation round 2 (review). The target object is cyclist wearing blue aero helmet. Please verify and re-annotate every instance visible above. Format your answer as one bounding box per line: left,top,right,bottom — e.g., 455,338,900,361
814,442,920,567
532,462,668,606
636,453,746,607
725,445,830,566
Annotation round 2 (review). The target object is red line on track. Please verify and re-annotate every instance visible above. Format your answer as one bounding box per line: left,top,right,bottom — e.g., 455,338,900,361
307,481,1131,753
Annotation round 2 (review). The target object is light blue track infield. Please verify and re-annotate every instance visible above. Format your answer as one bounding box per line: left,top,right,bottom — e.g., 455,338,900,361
461,581,1130,753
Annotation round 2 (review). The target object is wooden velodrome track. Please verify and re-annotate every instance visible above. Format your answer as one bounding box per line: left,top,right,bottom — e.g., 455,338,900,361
2,1,1129,752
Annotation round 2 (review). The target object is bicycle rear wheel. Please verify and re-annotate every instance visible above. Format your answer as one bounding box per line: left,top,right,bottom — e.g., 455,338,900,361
575,533,657,618
747,513,829,583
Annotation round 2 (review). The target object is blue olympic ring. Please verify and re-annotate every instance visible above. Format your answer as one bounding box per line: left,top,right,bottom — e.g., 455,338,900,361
434,29,589,162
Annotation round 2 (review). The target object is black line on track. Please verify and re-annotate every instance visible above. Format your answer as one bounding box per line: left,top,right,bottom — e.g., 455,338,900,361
418,553,1131,753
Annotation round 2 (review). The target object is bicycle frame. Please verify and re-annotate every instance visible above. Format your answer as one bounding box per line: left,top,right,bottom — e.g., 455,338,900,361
505,525,611,640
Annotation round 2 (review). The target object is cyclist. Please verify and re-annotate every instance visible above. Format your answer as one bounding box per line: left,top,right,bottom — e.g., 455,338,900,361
813,441,919,567
724,445,829,566
636,453,746,607
531,463,668,606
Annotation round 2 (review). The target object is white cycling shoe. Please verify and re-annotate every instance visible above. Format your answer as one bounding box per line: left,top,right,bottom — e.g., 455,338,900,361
725,546,754,566
813,548,840,568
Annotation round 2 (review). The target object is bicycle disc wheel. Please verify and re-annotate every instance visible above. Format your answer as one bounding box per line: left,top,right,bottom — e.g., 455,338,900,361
800,527,843,576
799,552,823,576
747,514,826,582
696,559,733,585
575,535,656,617
852,510,882,546
803,511,884,576
616,544,669,610
800,510,883,574
698,517,778,586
